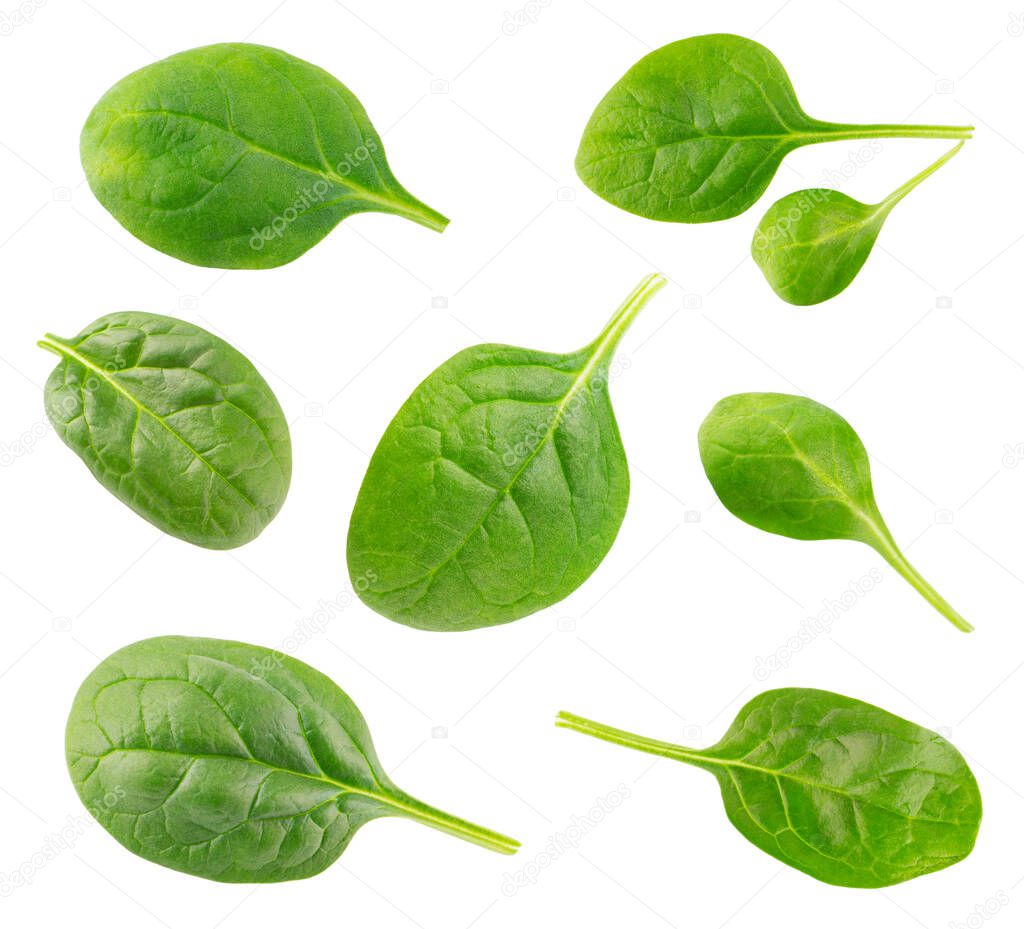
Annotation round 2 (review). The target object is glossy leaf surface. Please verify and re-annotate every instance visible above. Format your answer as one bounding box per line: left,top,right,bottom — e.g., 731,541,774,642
41,312,291,549
558,688,981,887
81,43,448,269
347,274,666,631
698,392,972,631
752,143,964,305
576,34,971,223
67,636,519,883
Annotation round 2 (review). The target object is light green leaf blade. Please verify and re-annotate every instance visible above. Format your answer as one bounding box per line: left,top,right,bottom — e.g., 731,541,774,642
698,392,972,631
347,273,666,631
81,43,447,269
557,688,982,887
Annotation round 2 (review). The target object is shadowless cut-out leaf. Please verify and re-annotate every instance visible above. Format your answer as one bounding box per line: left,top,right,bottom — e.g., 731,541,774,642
698,392,972,631
40,312,290,549
67,636,520,883
81,43,448,269
557,688,981,887
752,143,964,305
347,273,667,631
576,34,971,223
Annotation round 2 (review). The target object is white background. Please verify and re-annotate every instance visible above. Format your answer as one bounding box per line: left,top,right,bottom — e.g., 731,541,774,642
1,0,1021,926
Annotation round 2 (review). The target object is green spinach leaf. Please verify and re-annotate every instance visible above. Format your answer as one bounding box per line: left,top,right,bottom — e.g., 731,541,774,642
576,34,972,223
67,636,520,883
753,143,964,305
698,392,971,631
40,312,291,549
557,688,981,887
81,43,448,269
347,273,667,631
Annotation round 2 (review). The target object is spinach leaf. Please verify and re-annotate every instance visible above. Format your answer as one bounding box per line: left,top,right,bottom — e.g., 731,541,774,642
753,143,964,305
347,273,667,631
698,392,972,631
576,34,972,223
81,43,448,269
557,688,981,887
40,312,291,549
67,636,520,883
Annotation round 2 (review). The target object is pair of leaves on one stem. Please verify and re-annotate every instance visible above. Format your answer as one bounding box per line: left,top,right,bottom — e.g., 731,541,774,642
557,688,982,887
348,278,970,634
576,33,971,304
81,43,447,269
67,636,519,883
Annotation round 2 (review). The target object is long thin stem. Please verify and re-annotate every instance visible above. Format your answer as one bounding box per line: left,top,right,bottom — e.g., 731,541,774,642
555,711,706,766
811,122,974,142
879,141,965,210
586,272,668,362
388,791,520,855
866,522,974,633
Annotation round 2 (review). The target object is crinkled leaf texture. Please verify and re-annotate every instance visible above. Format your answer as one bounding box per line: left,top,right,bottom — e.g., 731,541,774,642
347,274,666,631
67,636,519,883
576,34,971,223
81,43,448,269
41,312,291,549
558,688,982,887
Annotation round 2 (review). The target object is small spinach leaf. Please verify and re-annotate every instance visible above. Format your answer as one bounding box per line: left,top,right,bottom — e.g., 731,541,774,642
753,143,964,305
557,688,981,887
40,312,291,549
67,636,520,883
81,43,448,269
576,34,972,223
698,392,972,631
347,273,667,631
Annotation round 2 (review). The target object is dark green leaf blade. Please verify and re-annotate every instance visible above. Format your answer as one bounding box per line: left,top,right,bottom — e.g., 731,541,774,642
753,143,964,305
576,34,972,223
698,392,972,631
347,274,666,631
557,688,982,887
81,43,447,269
67,636,520,883
40,312,291,549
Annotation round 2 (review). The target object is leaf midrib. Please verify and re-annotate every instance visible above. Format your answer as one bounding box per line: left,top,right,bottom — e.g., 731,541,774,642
41,336,259,509
91,745,440,828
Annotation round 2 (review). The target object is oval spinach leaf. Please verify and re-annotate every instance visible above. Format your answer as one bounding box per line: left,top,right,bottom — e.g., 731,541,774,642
347,273,667,631
40,312,291,549
576,34,972,223
81,43,448,269
753,143,964,305
698,392,972,631
67,636,520,883
557,688,981,887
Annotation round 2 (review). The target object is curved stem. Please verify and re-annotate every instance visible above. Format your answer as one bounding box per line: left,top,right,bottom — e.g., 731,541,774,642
381,192,449,232
388,790,520,855
866,524,973,632
556,711,705,766
586,272,668,362
879,142,964,211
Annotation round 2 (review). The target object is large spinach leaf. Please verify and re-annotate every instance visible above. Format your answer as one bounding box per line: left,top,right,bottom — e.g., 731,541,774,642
698,392,971,631
576,34,972,223
81,43,448,269
557,688,981,887
67,636,520,883
40,312,291,549
753,143,964,305
347,273,667,631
